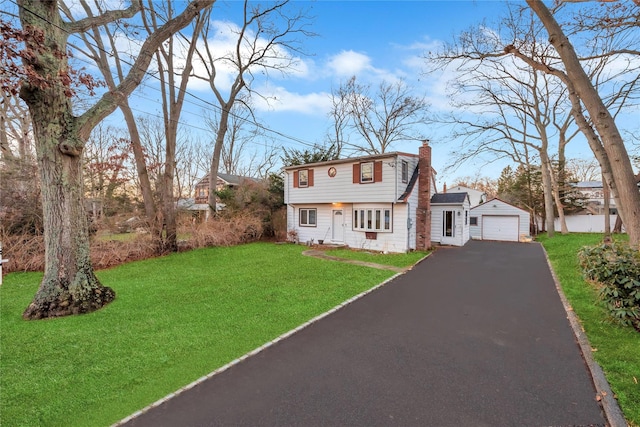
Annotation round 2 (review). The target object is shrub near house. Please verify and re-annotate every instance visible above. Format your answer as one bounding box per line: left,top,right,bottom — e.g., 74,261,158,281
579,242,640,331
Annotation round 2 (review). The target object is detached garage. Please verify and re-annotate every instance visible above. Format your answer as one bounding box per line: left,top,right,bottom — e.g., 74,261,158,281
470,198,530,242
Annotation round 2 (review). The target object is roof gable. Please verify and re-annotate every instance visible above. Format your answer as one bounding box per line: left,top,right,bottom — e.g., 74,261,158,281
471,197,528,213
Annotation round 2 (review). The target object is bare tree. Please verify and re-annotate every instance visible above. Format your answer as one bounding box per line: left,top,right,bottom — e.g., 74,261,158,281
1,91,33,161
10,0,214,319
426,2,640,245
331,76,429,155
139,0,208,252
83,124,135,218
194,0,313,216
566,158,601,182
62,0,210,253
511,0,640,248
427,14,577,236
204,103,265,176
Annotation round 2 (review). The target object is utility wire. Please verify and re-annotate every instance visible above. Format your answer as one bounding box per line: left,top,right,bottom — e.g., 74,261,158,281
9,0,322,150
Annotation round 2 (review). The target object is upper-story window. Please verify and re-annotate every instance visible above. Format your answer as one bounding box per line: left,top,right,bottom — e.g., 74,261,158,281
401,160,408,183
360,162,374,183
298,169,309,187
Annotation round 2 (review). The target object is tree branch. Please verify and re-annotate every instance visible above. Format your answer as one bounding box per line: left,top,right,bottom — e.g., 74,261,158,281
64,0,142,33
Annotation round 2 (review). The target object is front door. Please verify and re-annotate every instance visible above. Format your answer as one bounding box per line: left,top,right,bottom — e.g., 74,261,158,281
332,210,344,242
442,210,456,245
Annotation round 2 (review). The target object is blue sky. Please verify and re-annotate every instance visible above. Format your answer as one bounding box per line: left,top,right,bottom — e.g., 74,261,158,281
8,0,633,186
177,0,525,185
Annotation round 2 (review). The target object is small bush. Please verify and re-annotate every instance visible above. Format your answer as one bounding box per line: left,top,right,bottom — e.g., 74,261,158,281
182,213,264,250
578,242,640,330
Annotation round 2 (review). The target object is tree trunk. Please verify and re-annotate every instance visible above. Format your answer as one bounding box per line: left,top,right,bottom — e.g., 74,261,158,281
207,104,231,218
18,0,114,319
603,173,611,238
118,102,165,250
540,154,556,237
527,0,640,248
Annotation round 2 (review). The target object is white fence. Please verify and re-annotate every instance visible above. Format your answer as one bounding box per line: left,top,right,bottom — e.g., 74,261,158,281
554,215,623,233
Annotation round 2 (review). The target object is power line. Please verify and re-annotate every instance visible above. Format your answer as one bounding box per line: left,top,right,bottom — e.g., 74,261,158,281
9,0,322,150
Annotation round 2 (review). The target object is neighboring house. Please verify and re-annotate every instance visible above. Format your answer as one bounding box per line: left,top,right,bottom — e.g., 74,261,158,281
470,198,530,242
283,142,436,253
430,192,471,247
444,185,486,207
178,173,258,220
194,173,258,204
574,181,617,215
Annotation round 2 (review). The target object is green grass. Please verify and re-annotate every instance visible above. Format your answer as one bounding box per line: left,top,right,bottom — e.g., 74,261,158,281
325,248,428,267
538,233,640,425
0,242,424,427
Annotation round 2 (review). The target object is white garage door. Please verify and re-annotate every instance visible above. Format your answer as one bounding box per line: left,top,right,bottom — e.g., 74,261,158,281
482,215,519,241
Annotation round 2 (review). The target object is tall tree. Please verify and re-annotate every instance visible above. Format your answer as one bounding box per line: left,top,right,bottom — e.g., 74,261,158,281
331,76,429,155
194,0,313,216
512,0,640,248
64,0,210,253
140,0,208,252
11,0,214,319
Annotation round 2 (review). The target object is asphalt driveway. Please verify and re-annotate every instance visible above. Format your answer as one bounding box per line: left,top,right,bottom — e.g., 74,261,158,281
122,241,606,426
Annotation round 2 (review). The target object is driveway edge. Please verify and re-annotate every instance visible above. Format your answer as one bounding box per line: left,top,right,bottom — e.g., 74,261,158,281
540,243,628,427
112,253,430,427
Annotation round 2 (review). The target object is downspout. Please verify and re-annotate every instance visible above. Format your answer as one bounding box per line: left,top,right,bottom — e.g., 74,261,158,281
407,201,411,251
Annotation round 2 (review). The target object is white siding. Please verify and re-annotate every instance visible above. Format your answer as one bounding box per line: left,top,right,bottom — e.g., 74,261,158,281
285,155,418,204
470,200,530,241
284,153,421,253
430,200,471,247
287,202,412,253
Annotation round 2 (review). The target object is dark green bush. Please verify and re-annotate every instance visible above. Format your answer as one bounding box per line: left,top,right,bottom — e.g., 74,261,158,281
578,242,640,330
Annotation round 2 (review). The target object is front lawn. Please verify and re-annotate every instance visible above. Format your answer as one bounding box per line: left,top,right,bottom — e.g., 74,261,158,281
0,242,425,427
325,247,428,267
539,233,639,425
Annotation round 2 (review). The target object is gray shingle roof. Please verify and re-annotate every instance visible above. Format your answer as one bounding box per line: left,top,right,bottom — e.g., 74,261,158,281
430,192,468,204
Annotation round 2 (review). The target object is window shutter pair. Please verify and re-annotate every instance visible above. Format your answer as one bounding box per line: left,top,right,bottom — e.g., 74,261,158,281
293,169,314,188
352,161,383,183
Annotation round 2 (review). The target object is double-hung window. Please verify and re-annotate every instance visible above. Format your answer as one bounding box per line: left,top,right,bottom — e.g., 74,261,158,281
360,162,374,183
401,161,408,183
299,208,316,227
298,169,309,187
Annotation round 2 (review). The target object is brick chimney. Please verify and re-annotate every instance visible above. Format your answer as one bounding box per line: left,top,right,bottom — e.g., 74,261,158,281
416,140,432,250
443,183,447,193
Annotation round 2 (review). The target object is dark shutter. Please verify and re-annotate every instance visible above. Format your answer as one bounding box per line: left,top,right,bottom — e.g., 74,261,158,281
353,163,360,183
308,169,314,187
293,171,299,188
374,161,382,182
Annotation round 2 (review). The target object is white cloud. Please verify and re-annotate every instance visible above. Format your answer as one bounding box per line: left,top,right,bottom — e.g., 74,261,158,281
252,84,332,115
327,50,373,77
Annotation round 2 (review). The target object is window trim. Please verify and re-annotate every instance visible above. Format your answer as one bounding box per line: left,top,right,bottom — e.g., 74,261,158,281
470,216,478,226
360,162,374,183
299,208,317,227
401,160,408,183
298,169,309,188
353,205,393,232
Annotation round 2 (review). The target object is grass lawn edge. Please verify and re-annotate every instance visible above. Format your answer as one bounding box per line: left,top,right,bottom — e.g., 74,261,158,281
539,242,627,427
114,252,431,426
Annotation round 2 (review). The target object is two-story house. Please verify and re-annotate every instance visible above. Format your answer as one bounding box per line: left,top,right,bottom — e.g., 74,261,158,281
194,173,258,205
283,141,437,253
